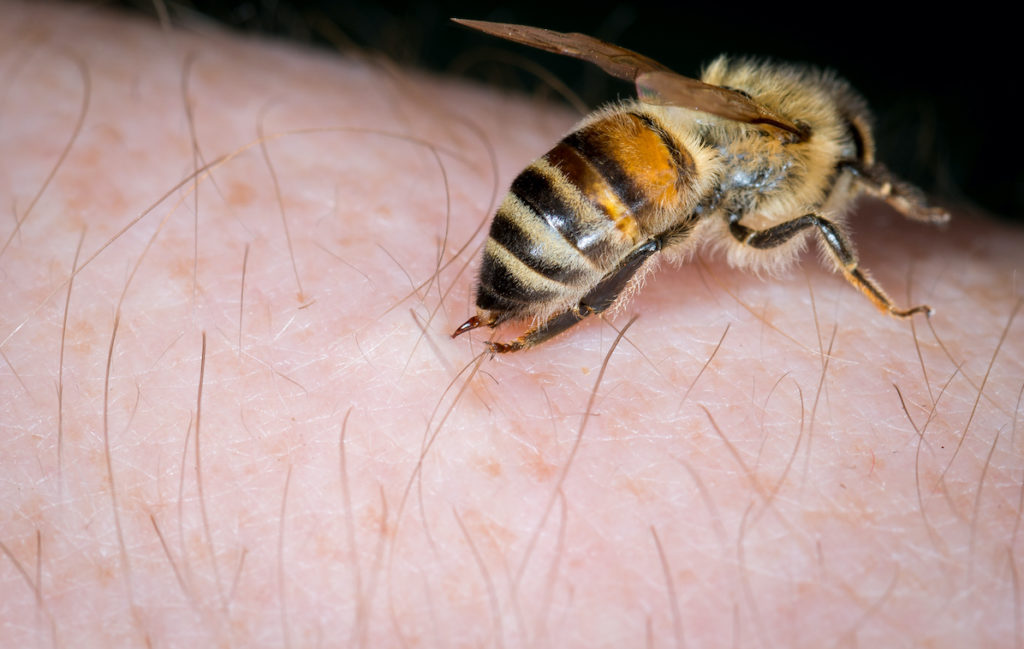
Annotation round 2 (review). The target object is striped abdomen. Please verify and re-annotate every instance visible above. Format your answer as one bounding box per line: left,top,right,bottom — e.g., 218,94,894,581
476,111,694,323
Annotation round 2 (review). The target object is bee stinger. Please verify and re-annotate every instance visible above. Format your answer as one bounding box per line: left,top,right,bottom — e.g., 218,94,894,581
451,19,949,353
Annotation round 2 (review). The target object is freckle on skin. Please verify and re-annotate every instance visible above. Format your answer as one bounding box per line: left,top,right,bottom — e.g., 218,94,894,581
225,179,256,207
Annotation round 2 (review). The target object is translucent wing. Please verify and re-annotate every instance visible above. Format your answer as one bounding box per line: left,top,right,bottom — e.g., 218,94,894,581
453,19,806,140
636,71,805,138
452,18,671,82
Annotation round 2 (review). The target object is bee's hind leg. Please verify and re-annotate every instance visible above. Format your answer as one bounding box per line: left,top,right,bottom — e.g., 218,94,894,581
488,237,663,353
486,309,590,354
727,212,932,318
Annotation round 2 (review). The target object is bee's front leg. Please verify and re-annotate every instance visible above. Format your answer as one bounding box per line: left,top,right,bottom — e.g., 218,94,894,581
849,161,950,225
728,212,932,318
487,237,663,353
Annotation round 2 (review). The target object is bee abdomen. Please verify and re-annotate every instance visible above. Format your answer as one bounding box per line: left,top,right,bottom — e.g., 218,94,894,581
475,192,597,316
550,112,695,236
475,111,696,318
510,167,619,263
488,208,590,284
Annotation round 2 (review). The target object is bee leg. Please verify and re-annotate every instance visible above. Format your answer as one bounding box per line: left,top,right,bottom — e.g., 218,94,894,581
489,237,663,353
728,213,932,318
848,161,950,225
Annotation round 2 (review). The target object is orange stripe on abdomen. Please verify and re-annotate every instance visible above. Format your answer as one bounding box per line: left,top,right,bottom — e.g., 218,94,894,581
545,113,692,245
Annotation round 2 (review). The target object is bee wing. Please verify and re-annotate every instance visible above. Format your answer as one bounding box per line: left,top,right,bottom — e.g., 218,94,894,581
636,70,805,138
454,19,806,140
452,19,671,83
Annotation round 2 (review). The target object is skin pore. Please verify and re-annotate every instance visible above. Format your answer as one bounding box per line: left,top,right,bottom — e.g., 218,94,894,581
2,3,1023,647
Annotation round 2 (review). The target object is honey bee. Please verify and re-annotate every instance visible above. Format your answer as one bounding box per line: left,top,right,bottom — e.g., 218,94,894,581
450,19,949,353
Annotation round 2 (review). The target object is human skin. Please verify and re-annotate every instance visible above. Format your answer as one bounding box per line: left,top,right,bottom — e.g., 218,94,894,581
2,3,1022,648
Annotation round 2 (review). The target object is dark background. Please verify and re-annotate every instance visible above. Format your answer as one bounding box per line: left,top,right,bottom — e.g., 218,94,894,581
97,1,1020,221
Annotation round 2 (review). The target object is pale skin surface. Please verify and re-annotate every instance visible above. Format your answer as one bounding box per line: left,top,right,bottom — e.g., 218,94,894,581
2,4,1023,648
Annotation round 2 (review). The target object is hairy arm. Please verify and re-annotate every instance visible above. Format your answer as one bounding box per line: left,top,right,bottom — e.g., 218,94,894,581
2,4,1022,648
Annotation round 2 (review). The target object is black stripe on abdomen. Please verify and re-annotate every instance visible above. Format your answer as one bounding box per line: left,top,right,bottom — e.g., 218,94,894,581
562,125,646,212
475,248,559,313
511,169,584,246
511,167,616,263
487,210,587,285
